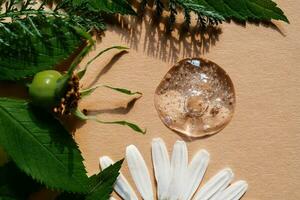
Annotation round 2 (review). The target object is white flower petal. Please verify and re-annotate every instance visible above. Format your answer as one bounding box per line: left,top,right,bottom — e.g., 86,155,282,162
126,145,154,200
213,180,248,200
182,150,210,200
167,140,188,200
99,156,138,200
99,156,114,169
151,138,171,200
194,168,234,200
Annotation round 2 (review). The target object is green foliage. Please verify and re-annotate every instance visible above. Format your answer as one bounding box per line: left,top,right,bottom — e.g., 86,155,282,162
0,159,123,200
0,147,9,166
103,85,142,96
102,120,146,134
0,0,135,81
86,159,123,200
0,0,83,80
192,0,289,23
0,18,82,80
70,0,136,15
0,162,41,200
56,160,123,200
0,0,289,80
0,98,89,193
72,108,146,134
142,0,288,28
55,0,106,31
80,84,141,97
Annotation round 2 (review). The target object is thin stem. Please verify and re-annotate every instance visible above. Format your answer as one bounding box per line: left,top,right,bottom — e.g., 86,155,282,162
72,108,146,134
67,43,94,76
93,119,146,134
77,46,129,79
80,84,142,97
86,46,129,68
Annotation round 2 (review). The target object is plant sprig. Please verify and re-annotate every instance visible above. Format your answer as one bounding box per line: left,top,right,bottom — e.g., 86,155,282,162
140,0,289,30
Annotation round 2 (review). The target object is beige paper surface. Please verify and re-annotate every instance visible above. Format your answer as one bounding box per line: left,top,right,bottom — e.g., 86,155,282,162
74,1,300,199
3,0,300,199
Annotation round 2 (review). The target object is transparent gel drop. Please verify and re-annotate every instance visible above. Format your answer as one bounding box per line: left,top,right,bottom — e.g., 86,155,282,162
154,58,235,137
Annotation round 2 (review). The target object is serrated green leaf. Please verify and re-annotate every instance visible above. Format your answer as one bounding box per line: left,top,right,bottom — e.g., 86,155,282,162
56,160,123,200
0,98,89,193
0,162,41,200
194,0,289,23
86,159,123,200
143,0,288,28
177,0,225,21
0,18,82,81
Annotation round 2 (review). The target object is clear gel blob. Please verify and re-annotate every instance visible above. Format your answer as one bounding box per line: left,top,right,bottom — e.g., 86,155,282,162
154,58,235,137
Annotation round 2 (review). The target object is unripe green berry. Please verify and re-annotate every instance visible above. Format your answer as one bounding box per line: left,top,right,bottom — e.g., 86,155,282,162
29,70,62,107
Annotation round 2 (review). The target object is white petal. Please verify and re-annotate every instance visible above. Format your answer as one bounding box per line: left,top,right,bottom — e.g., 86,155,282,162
213,180,248,200
182,150,210,200
99,156,114,169
99,156,138,200
167,140,188,200
194,168,234,200
126,145,154,200
151,138,171,200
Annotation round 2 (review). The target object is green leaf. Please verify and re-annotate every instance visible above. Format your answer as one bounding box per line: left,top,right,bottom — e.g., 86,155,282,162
80,84,141,97
177,0,225,22
79,86,99,98
56,0,107,31
0,147,9,166
86,159,123,200
56,160,123,200
106,121,146,134
0,98,89,193
103,85,142,96
0,162,41,200
194,0,289,23
0,17,83,81
72,108,146,134
144,0,288,27
83,0,136,15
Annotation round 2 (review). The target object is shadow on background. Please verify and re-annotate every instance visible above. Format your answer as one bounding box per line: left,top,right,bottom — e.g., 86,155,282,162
86,50,129,88
103,6,222,63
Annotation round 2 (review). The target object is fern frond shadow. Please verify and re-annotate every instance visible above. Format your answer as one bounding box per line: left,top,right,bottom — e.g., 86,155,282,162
103,7,222,63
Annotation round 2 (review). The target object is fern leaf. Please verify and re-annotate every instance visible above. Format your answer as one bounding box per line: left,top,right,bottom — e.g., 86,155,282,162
143,0,288,28
0,17,83,80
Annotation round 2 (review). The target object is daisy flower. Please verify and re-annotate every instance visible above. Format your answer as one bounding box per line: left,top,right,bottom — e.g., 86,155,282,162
99,138,248,200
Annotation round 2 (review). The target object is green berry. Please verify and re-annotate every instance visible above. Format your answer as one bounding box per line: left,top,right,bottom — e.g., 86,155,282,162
29,70,62,107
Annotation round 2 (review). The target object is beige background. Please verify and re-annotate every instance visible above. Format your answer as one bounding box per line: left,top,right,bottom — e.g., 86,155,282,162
73,1,300,199
2,0,299,199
